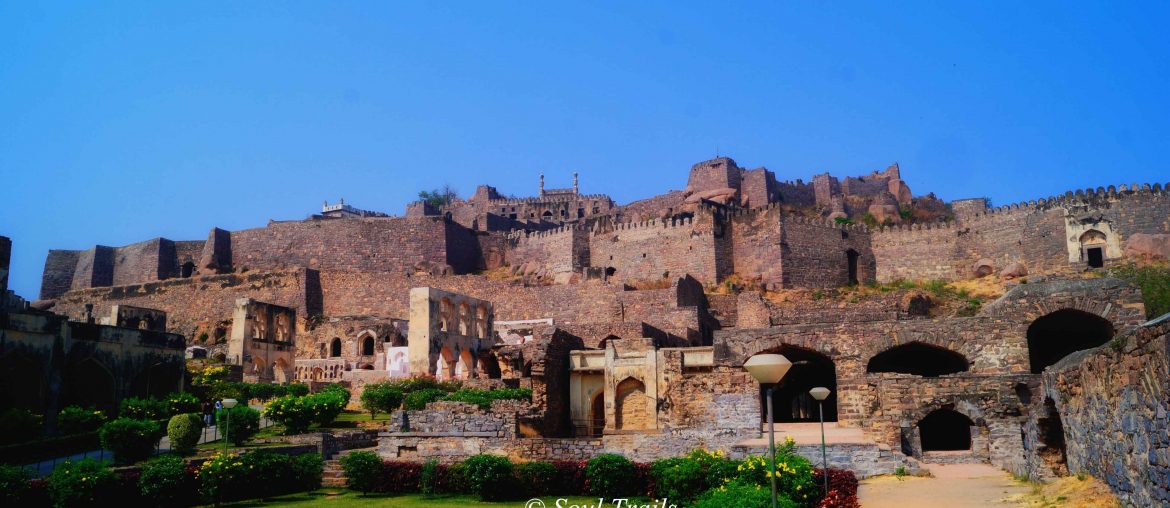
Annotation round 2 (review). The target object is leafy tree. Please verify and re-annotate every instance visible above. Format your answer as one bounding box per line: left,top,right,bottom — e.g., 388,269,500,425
418,184,457,208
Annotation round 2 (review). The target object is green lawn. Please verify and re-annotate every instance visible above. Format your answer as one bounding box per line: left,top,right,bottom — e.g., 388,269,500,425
222,490,604,507
321,410,393,429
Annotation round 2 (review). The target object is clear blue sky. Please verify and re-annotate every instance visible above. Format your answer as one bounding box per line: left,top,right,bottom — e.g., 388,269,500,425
2,2,1168,300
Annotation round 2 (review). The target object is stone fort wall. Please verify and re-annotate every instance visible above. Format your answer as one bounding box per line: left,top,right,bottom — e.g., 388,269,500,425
873,183,1170,282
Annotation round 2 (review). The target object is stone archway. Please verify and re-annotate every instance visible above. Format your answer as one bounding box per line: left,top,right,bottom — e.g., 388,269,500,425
867,342,969,377
330,338,342,358
918,408,974,451
614,377,651,430
64,358,117,413
755,345,838,423
1027,309,1113,373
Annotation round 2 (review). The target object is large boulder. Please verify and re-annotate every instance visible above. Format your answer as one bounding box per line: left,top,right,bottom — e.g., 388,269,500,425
972,259,996,278
684,187,738,204
887,178,914,205
1000,262,1028,280
1124,233,1170,260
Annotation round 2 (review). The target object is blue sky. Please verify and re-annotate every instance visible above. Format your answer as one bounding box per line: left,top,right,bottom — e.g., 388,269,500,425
2,2,1168,300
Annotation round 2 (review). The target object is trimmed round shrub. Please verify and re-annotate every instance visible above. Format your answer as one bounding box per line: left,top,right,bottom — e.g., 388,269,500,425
360,383,404,418
0,408,42,445
167,392,201,416
99,418,160,465
167,413,203,455
216,405,260,445
403,388,447,410
47,458,117,508
265,396,314,434
692,480,796,508
119,397,168,420
139,454,194,506
514,460,557,497
585,453,636,497
57,406,106,435
340,451,383,494
463,454,515,501
0,463,31,506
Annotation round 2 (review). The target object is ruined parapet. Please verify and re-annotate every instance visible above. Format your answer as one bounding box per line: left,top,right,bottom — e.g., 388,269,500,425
951,198,989,223
228,298,296,383
197,227,232,274
405,200,439,217
406,287,495,379
109,304,168,332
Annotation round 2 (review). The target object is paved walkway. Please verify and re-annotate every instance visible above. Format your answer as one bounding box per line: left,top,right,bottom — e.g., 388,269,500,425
859,463,1030,508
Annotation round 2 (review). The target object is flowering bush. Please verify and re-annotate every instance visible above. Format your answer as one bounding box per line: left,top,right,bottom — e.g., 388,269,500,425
194,365,230,385
692,479,797,508
119,397,169,421
197,452,246,503
307,389,347,426
139,454,194,506
265,396,315,434
216,405,260,445
57,406,107,435
733,438,818,505
47,458,117,508
384,374,462,394
167,392,201,416
99,418,160,465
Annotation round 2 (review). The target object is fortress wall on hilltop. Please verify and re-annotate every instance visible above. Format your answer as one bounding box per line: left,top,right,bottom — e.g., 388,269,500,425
727,206,784,287
779,215,874,288
588,214,720,285
506,226,587,275
40,250,81,300
227,216,452,273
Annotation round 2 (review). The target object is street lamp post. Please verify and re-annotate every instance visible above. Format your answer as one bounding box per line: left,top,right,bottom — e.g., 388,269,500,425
809,387,832,497
744,354,793,508
221,398,238,451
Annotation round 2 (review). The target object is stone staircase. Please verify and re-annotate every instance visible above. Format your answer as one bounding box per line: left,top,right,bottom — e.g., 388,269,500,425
321,446,378,488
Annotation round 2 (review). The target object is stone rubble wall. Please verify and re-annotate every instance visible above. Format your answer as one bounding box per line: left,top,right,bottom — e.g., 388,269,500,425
1041,319,1170,507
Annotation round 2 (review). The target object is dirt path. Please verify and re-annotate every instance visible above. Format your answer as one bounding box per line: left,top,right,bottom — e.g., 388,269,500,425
859,463,1030,508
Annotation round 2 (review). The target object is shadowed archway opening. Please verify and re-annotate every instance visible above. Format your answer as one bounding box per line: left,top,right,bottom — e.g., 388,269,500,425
480,353,502,379
867,342,969,377
130,361,180,400
756,345,837,423
64,358,117,413
330,338,342,358
1027,309,1114,373
918,408,974,451
846,249,859,285
361,336,375,356
590,391,605,437
1037,397,1068,475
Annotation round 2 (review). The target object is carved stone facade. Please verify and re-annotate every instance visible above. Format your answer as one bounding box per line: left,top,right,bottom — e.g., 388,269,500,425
229,298,296,383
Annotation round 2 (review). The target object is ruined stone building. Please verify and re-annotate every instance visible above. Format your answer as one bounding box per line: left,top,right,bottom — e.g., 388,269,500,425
11,156,1170,505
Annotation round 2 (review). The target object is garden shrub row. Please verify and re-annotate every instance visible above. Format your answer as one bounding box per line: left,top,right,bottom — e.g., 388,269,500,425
264,386,349,434
3,450,324,508
339,446,859,507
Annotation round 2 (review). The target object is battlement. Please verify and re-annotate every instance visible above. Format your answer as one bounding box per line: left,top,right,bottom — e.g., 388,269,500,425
488,193,612,205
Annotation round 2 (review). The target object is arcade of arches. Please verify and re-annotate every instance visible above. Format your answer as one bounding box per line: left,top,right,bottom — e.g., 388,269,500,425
1027,309,1114,374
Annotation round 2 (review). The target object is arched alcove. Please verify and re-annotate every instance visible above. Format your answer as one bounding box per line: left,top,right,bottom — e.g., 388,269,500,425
918,409,974,451
330,338,342,358
361,336,375,356
846,249,860,285
754,345,837,423
1079,230,1107,268
614,377,650,430
480,353,502,379
1027,309,1114,373
867,342,969,377
65,358,117,413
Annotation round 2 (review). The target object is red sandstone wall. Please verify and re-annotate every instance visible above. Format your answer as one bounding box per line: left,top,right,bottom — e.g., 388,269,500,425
779,216,874,288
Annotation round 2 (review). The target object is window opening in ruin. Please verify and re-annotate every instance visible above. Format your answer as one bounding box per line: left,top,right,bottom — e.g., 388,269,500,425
614,377,649,430
578,208,585,218
1037,398,1069,475
590,392,605,437
480,353,502,379
1086,247,1104,268
918,408,974,451
542,211,553,218
757,345,837,423
867,342,969,377
846,249,859,285
330,338,342,358
1014,382,1033,405
1027,309,1113,373
362,336,375,356
180,261,195,278
605,267,616,277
